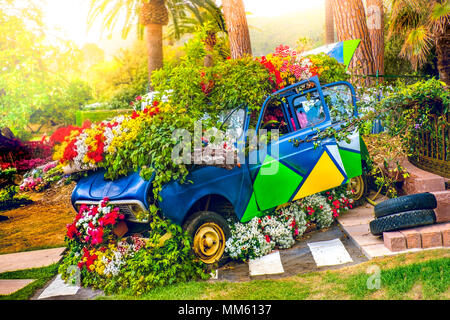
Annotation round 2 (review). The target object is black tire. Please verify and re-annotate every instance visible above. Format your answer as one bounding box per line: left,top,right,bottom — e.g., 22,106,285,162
374,193,437,218
369,209,436,236
183,211,231,265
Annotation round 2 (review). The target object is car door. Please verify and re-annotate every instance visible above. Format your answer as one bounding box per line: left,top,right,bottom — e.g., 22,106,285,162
247,77,348,214
321,81,363,180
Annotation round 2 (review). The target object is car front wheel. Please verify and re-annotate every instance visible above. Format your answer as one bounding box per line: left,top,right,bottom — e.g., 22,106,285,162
347,172,368,207
183,211,230,265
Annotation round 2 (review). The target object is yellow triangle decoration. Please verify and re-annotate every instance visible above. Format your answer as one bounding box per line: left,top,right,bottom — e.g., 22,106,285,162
293,152,345,201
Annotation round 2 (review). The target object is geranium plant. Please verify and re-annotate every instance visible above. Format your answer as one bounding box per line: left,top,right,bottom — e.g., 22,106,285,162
66,198,125,247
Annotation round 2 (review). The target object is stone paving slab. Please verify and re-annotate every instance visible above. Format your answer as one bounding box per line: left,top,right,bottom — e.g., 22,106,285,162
0,247,65,273
249,251,284,276
337,205,374,227
307,239,353,267
38,274,79,300
0,279,35,295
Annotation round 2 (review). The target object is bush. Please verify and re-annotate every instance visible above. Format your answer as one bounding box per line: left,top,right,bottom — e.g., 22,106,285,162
59,200,209,296
75,109,133,127
307,53,350,84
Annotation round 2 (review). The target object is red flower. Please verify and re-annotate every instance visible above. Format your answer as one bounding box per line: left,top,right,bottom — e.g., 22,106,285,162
61,138,79,163
89,227,104,246
66,223,78,239
265,235,271,243
332,200,340,209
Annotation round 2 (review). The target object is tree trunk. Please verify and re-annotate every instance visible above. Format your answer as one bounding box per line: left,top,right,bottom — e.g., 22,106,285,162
366,0,384,79
204,43,215,68
325,0,335,44
222,0,252,59
436,23,450,87
145,23,164,90
331,0,375,84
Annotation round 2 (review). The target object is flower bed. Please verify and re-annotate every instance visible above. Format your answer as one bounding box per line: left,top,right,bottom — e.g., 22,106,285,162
226,188,354,261
0,137,52,172
59,198,209,295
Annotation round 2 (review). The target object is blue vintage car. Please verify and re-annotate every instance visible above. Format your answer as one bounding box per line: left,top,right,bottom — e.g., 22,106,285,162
71,77,371,264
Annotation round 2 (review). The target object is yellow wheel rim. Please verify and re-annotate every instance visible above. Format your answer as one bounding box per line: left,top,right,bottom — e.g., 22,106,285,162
348,175,365,201
193,223,226,264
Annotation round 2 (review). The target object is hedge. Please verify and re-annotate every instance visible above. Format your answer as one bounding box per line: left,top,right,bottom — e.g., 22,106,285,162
75,109,133,126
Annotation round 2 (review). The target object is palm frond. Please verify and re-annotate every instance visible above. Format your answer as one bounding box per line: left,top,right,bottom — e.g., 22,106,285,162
400,26,432,69
87,0,224,41
429,0,450,35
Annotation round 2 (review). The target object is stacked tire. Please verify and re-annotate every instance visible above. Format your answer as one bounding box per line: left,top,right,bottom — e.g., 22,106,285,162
369,193,438,236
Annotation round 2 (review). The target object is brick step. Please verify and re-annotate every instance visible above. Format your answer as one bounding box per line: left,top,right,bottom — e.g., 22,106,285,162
383,222,450,252
431,191,450,223
402,160,446,194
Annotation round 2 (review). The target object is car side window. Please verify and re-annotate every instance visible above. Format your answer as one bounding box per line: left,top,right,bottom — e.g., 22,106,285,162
322,84,355,123
292,91,326,130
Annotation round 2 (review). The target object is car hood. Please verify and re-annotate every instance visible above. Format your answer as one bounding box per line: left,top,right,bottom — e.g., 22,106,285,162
71,169,153,208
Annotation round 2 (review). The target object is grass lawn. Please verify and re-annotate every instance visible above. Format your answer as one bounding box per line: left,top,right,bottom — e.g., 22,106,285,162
101,249,450,300
0,264,59,300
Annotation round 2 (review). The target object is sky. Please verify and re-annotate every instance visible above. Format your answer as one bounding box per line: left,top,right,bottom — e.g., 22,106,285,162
42,0,325,47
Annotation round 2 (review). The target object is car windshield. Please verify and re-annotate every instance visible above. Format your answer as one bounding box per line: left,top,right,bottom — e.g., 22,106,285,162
219,108,246,139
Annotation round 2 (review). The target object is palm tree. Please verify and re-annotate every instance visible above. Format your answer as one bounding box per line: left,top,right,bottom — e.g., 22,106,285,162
221,0,252,59
88,0,224,88
388,0,450,86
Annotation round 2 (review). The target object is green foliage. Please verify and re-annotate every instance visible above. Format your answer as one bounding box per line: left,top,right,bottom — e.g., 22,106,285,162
59,215,209,296
0,186,23,202
387,0,449,72
29,78,93,128
103,216,209,295
103,107,193,213
87,0,224,40
0,2,94,137
210,57,273,111
0,167,17,183
152,37,272,116
307,53,350,84
87,42,148,110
